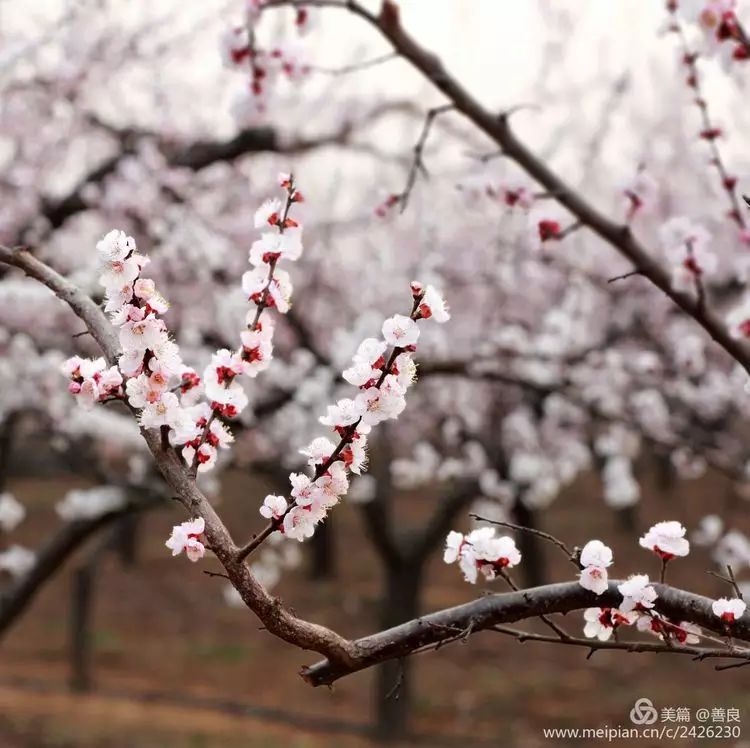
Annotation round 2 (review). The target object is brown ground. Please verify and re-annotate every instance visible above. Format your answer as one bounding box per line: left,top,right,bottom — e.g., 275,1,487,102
1,465,749,747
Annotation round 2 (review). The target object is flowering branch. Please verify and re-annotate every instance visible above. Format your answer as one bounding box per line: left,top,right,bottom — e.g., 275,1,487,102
300,579,750,687
489,623,745,662
185,174,302,474
0,247,747,684
0,234,357,669
263,0,750,376
469,514,580,569
237,281,450,560
667,7,746,232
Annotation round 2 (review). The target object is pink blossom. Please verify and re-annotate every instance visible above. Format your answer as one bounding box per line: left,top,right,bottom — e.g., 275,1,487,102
165,517,206,562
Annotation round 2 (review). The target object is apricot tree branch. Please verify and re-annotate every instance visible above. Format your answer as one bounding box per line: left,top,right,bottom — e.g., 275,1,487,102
300,581,750,686
0,245,357,670
490,624,748,664
263,0,750,375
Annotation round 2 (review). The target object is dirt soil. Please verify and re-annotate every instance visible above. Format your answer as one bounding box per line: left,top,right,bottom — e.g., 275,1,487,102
1,466,749,747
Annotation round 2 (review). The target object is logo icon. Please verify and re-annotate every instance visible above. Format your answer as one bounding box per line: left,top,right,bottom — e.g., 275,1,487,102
630,698,658,725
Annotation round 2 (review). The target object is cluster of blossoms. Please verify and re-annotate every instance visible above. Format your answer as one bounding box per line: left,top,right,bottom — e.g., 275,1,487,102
445,518,745,644
57,178,309,566
259,282,450,541
443,527,521,584
431,169,571,250
63,176,303,479
672,0,749,64
580,524,689,641
456,173,535,213
583,521,745,643
61,229,203,463
60,356,124,408
165,517,206,562
666,3,750,252
220,3,312,122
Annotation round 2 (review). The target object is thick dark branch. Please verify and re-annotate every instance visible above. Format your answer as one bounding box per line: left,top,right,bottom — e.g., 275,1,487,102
163,127,278,169
300,581,750,686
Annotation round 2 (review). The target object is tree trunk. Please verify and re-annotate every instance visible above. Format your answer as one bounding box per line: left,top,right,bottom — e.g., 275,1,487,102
614,504,639,534
308,514,335,580
373,561,422,741
69,564,95,692
512,499,546,587
114,513,139,567
654,453,675,495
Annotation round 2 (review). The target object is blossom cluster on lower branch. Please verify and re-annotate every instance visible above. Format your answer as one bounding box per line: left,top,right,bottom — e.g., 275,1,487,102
445,518,747,647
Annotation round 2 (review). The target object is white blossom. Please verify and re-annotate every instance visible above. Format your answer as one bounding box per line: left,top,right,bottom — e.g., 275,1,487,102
618,574,658,612
712,597,747,623
260,494,288,520
639,521,690,559
165,517,206,562
382,314,420,348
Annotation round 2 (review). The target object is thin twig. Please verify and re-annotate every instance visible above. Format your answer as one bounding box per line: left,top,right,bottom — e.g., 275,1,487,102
395,104,454,212
470,514,579,567
309,52,398,75
490,624,750,664
607,269,641,284
708,565,744,600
